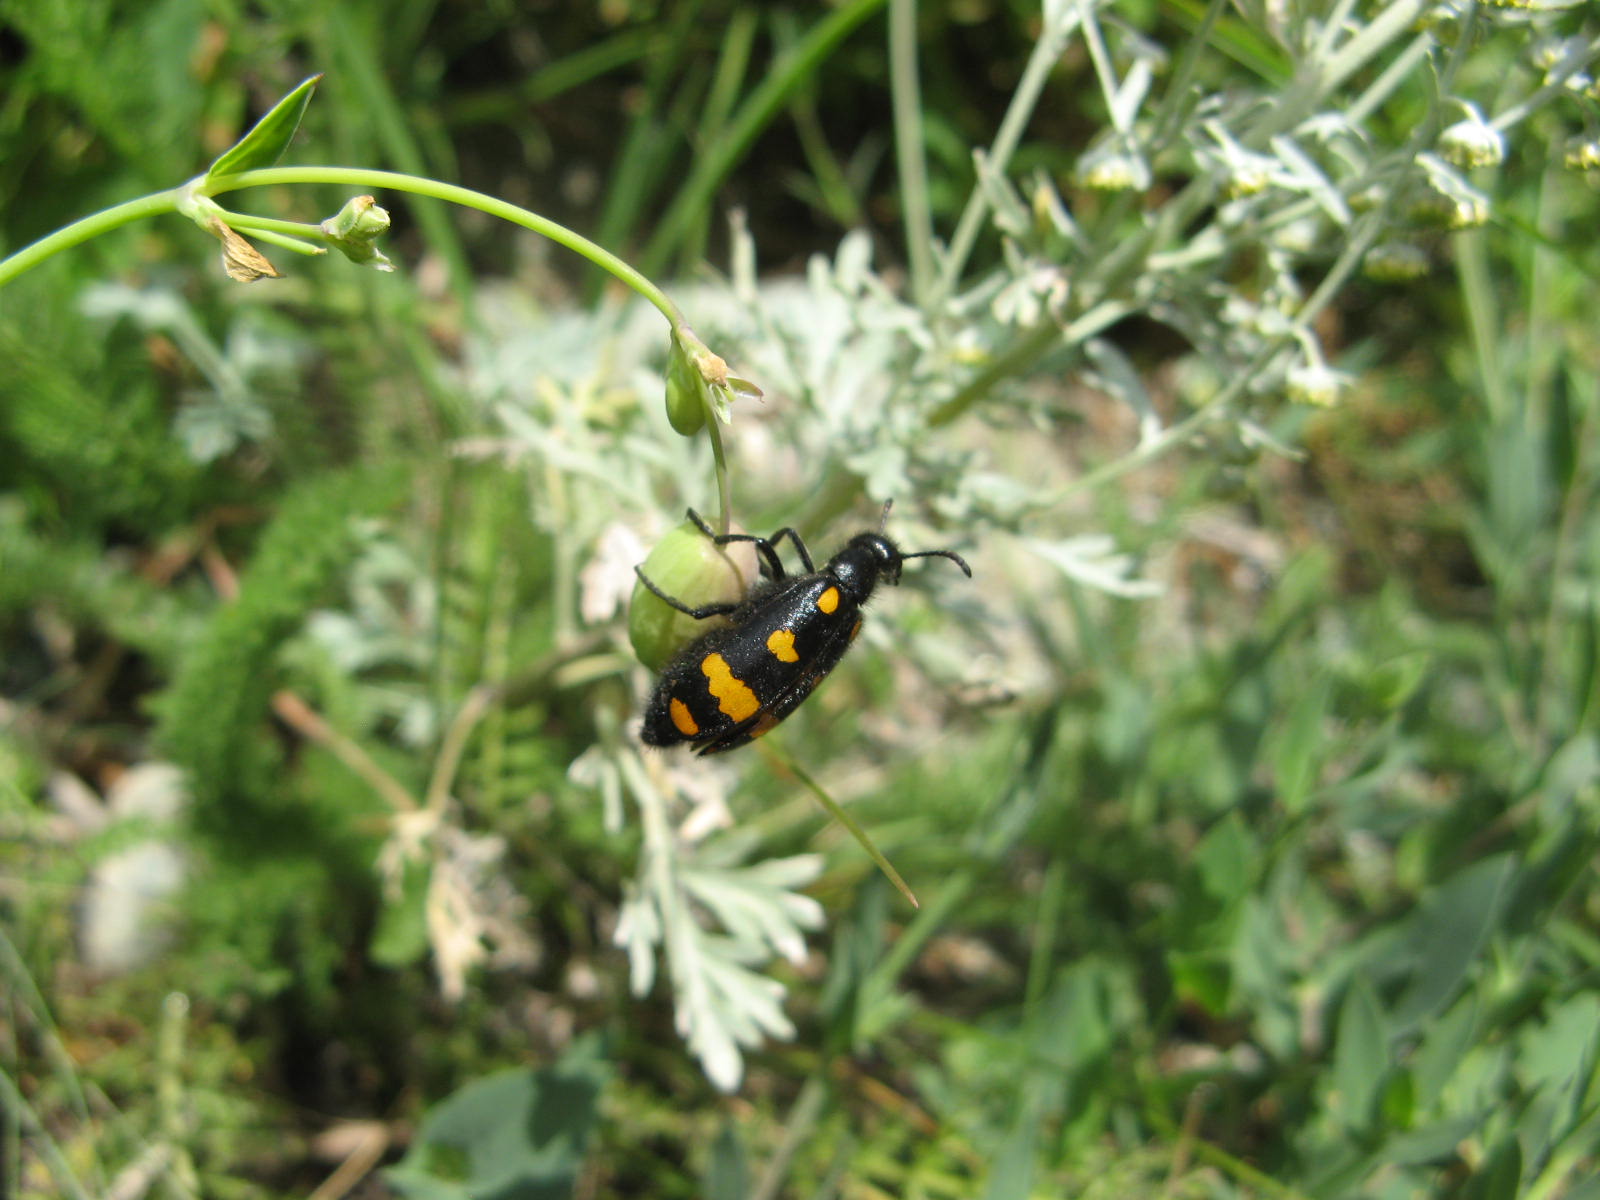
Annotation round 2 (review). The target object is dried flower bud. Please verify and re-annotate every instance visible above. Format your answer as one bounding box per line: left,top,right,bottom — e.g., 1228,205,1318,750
207,217,280,282
1030,176,1078,239
1271,218,1321,255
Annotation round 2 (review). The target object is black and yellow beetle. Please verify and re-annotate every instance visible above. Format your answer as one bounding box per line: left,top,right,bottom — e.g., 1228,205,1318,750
636,505,972,755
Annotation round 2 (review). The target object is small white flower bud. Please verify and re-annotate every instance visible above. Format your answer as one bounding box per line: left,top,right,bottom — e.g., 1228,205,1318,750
1286,363,1351,408
1076,142,1150,192
1438,113,1505,169
1363,242,1430,283
1564,138,1600,172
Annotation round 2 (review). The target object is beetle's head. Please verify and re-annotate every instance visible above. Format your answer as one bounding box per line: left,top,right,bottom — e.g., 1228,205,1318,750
831,531,971,601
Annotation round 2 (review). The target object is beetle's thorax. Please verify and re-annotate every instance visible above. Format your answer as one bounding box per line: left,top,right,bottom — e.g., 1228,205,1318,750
828,533,903,602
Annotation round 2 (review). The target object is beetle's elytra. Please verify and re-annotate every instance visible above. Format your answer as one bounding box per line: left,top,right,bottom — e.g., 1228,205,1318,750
636,506,971,755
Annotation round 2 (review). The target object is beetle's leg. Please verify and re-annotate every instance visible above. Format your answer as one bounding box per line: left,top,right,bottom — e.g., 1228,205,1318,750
685,508,788,580
761,528,814,573
634,566,742,620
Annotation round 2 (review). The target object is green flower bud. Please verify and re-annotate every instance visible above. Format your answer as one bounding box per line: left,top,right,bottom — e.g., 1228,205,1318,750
661,326,761,436
1438,110,1505,169
663,332,708,435
1409,185,1489,230
1564,137,1600,171
1415,5,1461,39
1348,184,1387,213
1077,144,1150,192
628,518,759,670
321,195,395,272
1363,242,1430,283
1286,363,1351,408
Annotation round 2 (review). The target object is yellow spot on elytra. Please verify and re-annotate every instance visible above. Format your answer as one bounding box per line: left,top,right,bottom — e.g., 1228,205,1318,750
669,697,699,737
766,629,799,662
702,653,760,722
817,586,840,615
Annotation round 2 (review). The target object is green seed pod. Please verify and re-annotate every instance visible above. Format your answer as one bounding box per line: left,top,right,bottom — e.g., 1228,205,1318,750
663,336,708,436
629,518,759,670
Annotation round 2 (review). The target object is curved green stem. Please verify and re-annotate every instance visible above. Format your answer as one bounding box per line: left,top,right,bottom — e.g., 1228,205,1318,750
206,167,684,325
0,167,687,331
0,189,180,286
0,163,729,510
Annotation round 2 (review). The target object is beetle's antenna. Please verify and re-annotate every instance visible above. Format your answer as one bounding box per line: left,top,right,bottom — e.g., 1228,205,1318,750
878,499,894,531
902,548,972,577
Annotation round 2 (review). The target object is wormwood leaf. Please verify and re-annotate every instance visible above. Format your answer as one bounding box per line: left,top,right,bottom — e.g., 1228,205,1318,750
206,74,321,182
1026,535,1161,599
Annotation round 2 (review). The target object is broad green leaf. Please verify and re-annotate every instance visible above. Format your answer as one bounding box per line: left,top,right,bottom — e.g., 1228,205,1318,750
1412,991,1479,1108
387,1035,608,1200
1460,1136,1521,1200
1363,650,1429,713
980,1097,1041,1200
1379,1066,1415,1130
368,858,429,968
1380,1113,1485,1167
1043,962,1114,1070
1271,672,1330,814
820,874,889,1046
703,1120,748,1200
1331,974,1388,1132
1390,855,1515,1030
1168,951,1231,1016
1193,810,1256,903
1578,595,1600,728
206,75,321,182
1516,994,1600,1161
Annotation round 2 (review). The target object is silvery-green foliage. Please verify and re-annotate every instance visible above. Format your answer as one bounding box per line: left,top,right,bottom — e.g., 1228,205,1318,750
611,751,823,1091
931,0,1598,443
446,0,1598,1092
79,281,306,461
298,526,440,747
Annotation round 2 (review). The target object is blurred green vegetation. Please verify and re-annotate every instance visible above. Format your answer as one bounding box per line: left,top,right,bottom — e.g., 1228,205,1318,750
3,1,1599,1198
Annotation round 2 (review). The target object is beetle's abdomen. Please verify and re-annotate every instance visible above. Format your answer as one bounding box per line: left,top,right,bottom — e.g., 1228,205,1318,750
641,576,862,751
